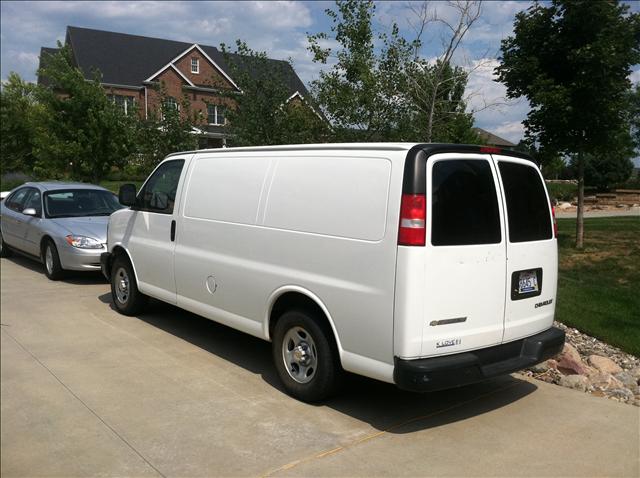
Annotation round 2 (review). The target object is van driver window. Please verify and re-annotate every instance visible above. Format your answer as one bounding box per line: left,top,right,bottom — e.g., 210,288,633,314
137,160,185,214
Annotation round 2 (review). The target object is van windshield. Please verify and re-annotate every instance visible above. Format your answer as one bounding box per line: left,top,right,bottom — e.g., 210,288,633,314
44,189,123,218
498,162,552,242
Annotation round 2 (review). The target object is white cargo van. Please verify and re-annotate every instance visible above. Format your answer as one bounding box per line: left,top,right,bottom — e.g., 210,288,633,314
102,143,565,401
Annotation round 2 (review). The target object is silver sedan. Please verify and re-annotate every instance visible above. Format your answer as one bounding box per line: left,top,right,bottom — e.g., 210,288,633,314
0,182,123,280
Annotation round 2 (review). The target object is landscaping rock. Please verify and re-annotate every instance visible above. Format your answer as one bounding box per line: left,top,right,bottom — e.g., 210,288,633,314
556,343,591,375
522,321,639,407
588,355,623,375
530,359,557,373
558,202,573,210
614,371,639,394
607,388,635,402
589,372,624,391
559,374,589,392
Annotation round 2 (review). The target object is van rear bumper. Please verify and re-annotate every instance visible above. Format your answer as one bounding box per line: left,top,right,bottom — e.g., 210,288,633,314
393,326,565,392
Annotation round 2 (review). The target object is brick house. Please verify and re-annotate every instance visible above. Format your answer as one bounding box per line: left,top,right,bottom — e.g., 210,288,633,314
38,26,310,148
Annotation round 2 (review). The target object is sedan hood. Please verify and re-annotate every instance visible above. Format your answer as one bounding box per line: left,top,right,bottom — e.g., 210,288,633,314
50,216,109,243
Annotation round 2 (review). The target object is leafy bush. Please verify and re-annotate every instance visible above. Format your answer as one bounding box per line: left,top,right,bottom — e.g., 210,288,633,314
0,172,32,192
546,182,578,202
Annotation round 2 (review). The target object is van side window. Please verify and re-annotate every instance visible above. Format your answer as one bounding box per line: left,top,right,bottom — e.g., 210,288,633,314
498,161,552,242
431,160,501,246
136,160,185,214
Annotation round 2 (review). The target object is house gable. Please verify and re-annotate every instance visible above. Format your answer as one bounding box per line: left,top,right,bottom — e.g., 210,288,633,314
145,44,239,92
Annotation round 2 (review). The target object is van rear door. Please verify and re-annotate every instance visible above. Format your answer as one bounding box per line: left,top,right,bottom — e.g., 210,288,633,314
493,155,557,342
420,153,507,356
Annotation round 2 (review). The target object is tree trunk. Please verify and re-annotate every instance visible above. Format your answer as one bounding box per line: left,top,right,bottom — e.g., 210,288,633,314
575,152,585,249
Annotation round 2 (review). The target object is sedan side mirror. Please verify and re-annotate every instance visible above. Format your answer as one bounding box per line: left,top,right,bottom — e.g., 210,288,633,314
22,208,38,217
119,184,137,207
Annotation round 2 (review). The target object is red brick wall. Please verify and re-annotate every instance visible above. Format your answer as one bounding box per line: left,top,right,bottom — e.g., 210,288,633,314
136,68,236,124
174,49,236,90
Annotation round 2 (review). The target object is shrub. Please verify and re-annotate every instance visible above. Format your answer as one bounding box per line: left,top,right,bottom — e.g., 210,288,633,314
546,182,578,202
0,172,32,191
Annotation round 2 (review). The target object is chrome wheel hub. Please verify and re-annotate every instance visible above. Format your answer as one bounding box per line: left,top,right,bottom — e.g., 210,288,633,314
282,326,318,384
114,267,130,304
45,247,53,273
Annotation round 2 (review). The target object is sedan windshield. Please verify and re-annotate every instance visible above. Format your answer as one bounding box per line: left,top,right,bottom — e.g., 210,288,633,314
44,189,123,218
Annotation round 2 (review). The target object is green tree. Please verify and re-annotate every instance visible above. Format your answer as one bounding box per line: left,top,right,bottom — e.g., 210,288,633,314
0,73,42,176
220,41,329,146
408,61,480,143
35,45,137,183
496,0,640,248
135,84,199,173
308,0,415,141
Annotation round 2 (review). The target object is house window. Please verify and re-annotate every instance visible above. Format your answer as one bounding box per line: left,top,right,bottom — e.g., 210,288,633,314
207,104,226,125
164,96,179,111
107,94,135,115
191,58,199,74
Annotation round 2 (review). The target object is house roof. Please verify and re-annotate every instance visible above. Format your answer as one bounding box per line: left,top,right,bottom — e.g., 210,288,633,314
38,26,308,96
472,127,516,147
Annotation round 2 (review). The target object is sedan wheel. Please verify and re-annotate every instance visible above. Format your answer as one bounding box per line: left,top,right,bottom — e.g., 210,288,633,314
42,240,64,280
0,233,10,258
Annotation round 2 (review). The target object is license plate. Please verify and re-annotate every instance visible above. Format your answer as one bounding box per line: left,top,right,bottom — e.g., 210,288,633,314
518,270,539,294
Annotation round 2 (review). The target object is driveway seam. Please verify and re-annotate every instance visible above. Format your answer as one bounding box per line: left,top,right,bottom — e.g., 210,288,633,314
2,329,166,478
260,381,521,477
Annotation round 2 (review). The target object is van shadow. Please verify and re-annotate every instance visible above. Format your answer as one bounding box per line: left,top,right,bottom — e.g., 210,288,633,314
5,254,106,285
97,293,538,433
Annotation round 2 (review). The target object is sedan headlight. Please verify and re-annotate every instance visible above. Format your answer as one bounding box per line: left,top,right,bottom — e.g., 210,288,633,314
65,235,103,249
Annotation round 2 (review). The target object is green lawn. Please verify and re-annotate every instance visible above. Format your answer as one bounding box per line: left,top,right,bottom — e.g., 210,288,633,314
556,216,640,356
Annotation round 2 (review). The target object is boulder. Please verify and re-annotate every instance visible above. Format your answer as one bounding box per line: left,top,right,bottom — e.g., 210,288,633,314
556,343,591,375
589,372,624,391
558,202,573,210
614,371,639,394
559,374,589,392
588,355,623,375
530,359,558,374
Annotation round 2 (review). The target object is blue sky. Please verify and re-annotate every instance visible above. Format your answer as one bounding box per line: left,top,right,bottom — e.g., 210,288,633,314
1,0,639,147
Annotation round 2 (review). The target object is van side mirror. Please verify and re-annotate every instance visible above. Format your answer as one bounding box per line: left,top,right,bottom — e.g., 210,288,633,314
119,184,137,207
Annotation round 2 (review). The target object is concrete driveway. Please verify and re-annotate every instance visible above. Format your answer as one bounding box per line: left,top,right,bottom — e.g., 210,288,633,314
1,255,638,477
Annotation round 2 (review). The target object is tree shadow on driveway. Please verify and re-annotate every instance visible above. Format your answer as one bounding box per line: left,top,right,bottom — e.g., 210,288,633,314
97,292,538,434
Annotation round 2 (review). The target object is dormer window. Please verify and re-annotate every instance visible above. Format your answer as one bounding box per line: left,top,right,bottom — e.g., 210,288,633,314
191,58,199,74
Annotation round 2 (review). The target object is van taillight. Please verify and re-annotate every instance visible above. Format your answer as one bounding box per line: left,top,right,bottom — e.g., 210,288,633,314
398,194,426,246
551,200,558,237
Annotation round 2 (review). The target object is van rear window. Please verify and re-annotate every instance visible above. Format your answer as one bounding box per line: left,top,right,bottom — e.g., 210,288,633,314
498,161,552,242
431,159,501,246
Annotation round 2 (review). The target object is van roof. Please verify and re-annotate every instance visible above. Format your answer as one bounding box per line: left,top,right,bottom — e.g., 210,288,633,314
166,143,534,161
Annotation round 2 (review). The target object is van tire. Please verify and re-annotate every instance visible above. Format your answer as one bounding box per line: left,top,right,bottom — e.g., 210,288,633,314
272,310,341,402
43,239,65,280
0,233,13,258
110,255,148,316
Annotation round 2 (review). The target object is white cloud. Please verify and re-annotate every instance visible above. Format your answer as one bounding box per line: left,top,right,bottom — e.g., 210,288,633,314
464,58,529,143
630,68,640,85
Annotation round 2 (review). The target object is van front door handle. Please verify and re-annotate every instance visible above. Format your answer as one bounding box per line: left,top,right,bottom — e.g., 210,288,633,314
170,220,176,242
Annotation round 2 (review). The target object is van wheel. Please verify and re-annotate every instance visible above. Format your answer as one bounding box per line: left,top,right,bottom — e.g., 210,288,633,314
272,310,341,402
110,255,148,316
43,240,64,280
0,233,13,258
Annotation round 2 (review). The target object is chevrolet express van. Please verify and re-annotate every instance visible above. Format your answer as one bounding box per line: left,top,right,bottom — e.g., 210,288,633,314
102,143,565,401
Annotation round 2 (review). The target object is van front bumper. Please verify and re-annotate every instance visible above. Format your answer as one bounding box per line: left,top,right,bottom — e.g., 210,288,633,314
393,326,565,392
